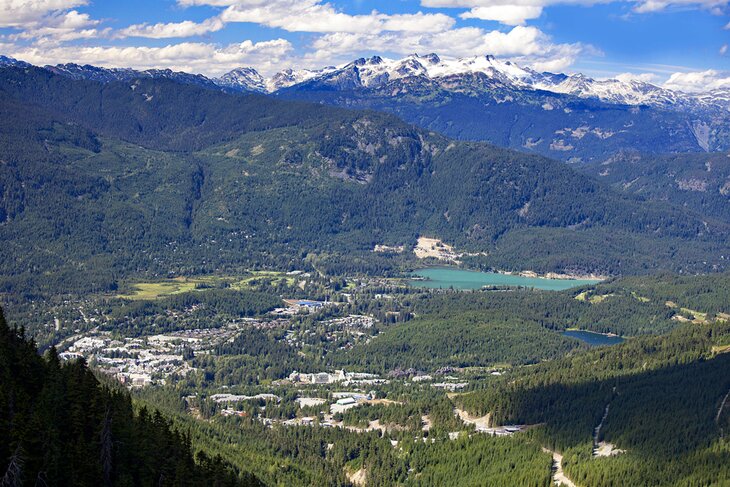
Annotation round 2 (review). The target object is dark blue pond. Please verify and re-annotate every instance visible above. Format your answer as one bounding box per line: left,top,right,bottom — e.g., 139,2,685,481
562,330,625,346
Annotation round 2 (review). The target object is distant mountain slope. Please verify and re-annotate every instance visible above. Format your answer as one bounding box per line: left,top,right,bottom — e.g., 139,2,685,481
578,151,730,223
0,64,728,297
208,52,730,162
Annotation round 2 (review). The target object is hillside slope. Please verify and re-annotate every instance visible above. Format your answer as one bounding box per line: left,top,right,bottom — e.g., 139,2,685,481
1,65,729,297
579,151,730,223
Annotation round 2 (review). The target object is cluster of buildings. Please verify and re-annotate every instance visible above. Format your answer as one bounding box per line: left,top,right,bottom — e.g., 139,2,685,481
432,382,469,391
287,369,381,385
283,314,379,351
210,393,281,403
58,325,249,388
325,314,375,330
272,299,331,316
61,333,195,387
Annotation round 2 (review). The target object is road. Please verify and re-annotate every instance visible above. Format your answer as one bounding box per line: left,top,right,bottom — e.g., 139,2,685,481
542,448,577,487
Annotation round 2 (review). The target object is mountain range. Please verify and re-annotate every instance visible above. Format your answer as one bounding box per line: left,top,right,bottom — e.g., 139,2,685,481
227,53,728,113
4,52,727,112
3,53,727,162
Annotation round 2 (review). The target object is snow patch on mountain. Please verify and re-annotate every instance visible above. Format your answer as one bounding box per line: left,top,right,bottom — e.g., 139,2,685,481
533,74,692,109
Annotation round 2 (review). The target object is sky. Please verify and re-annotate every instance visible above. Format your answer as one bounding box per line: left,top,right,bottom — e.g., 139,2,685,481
0,0,728,92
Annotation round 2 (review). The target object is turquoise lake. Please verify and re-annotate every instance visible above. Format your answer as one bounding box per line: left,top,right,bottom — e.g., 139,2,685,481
562,330,625,346
409,267,601,291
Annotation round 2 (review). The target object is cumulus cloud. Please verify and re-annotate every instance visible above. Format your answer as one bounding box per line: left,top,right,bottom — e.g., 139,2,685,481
6,9,108,44
0,0,87,27
118,17,225,39
530,55,579,72
380,12,457,32
460,5,543,25
614,72,658,83
422,0,730,17
6,38,295,76
218,1,454,34
663,69,730,92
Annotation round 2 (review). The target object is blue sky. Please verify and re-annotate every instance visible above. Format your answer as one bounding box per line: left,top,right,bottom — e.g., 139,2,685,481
0,0,728,91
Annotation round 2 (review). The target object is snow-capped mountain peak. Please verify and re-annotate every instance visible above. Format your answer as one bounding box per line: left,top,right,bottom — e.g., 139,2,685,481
215,67,266,93
423,54,533,83
0,55,29,68
265,66,337,92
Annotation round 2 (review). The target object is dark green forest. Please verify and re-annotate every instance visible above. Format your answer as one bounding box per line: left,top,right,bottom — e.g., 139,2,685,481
0,308,258,487
579,151,730,223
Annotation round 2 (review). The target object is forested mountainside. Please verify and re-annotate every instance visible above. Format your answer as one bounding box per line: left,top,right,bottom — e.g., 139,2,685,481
1,64,729,299
9,56,729,226
0,308,257,486
456,320,730,487
578,150,730,223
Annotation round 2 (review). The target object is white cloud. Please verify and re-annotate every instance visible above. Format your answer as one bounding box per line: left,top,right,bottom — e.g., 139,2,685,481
663,69,730,92
7,9,108,43
421,0,730,16
220,1,375,33
0,0,87,27
118,17,225,39
720,43,728,55
218,1,454,34
614,71,658,82
6,39,295,76
530,54,578,72
460,5,543,25
380,12,456,32
631,0,728,12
